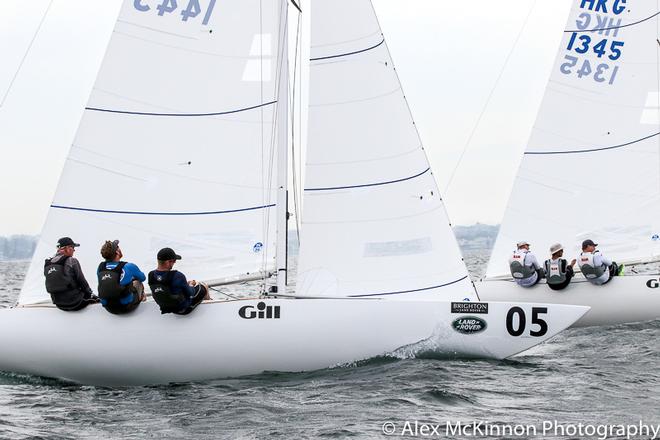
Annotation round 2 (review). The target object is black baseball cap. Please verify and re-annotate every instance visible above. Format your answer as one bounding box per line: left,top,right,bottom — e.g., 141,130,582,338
157,247,181,261
57,237,80,248
582,239,598,248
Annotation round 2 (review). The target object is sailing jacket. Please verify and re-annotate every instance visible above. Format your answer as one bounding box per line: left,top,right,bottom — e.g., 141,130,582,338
44,254,93,310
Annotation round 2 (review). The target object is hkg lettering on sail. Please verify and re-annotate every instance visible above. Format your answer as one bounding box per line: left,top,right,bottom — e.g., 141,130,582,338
452,317,487,334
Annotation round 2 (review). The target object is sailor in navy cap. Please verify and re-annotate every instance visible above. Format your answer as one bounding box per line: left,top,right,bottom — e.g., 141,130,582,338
43,237,99,311
577,239,622,285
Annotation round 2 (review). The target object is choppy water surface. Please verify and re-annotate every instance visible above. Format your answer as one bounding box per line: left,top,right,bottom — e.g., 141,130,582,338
0,257,659,439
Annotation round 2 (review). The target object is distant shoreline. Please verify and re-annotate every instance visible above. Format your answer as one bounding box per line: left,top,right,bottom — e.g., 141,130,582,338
1,224,500,261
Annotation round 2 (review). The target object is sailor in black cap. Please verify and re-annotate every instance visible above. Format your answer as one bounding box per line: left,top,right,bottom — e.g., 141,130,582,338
43,237,99,311
577,239,622,285
148,248,211,315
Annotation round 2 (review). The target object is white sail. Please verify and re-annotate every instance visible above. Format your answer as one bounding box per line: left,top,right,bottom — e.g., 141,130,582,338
19,0,288,305
296,0,475,300
487,1,660,278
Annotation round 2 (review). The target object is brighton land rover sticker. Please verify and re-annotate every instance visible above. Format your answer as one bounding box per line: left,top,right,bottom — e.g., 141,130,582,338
452,316,487,334
451,302,489,314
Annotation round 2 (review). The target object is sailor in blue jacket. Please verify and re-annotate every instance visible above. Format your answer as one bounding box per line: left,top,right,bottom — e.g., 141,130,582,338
148,247,210,315
97,240,146,314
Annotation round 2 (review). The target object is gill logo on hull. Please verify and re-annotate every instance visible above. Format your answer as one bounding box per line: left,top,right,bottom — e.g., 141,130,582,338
239,302,280,319
646,279,659,288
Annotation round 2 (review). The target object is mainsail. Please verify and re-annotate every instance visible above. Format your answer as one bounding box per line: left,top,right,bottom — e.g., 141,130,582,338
297,0,475,300
20,0,288,305
487,0,660,278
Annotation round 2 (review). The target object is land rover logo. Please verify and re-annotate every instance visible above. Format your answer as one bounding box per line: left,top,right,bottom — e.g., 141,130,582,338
452,316,487,334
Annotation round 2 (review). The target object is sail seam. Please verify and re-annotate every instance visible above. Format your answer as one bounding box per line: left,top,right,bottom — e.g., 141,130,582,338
310,38,385,61
85,101,277,117
347,275,469,297
565,11,660,33
525,132,660,155
50,204,276,216
304,167,430,191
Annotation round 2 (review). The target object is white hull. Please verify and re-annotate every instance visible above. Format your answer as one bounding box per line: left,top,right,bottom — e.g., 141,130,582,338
477,275,660,327
0,298,588,386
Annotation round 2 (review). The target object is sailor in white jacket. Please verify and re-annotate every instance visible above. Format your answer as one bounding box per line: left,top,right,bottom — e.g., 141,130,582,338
509,241,544,287
577,239,620,285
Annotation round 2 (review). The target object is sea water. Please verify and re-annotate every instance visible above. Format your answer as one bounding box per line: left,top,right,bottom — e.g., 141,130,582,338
0,257,659,439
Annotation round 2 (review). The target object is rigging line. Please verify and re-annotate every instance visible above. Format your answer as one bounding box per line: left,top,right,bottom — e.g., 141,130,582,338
261,0,288,288
0,0,54,107
443,0,540,195
309,38,385,61
565,11,660,33
657,2,660,198
259,0,267,291
85,100,277,117
347,276,469,298
525,131,660,155
50,204,275,216
289,0,302,13
304,167,430,192
263,2,282,280
291,11,303,243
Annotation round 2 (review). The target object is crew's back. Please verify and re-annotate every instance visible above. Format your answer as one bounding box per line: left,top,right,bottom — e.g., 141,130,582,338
148,247,210,315
44,237,98,311
97,240,146,314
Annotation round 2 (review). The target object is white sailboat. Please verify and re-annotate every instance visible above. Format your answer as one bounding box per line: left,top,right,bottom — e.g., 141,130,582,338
0,0,588,386
479,0,660,326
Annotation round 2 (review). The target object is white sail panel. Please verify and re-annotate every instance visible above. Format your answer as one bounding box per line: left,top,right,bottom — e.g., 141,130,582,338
487,1,660,278
297,0,475,300
20,0,287,305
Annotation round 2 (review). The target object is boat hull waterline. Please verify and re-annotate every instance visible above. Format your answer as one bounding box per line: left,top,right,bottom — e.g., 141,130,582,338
0,298,588,386
478,275,660,327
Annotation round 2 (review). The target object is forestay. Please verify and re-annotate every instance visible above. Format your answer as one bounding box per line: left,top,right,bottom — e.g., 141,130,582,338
297,0,475,300
487,0,660,278
20,0,287,305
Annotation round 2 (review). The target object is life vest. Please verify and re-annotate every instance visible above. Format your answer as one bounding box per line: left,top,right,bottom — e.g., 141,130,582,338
544,258,567,285
148,270,185,313
577,251,606,279
44,256,74,294
97,261,129,301
509,250,537,280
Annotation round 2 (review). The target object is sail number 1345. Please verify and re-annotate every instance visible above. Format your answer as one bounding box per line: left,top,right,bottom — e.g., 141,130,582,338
506,307,548,337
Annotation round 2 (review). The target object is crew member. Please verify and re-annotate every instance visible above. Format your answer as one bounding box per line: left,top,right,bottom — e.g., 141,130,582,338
544,243,576,291
577,239,622,285
44,237,99,311
97,240,146,314
148,247,210,315
509,241,544,287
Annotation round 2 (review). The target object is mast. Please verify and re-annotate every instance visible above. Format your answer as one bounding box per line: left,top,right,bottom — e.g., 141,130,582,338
276,0,289,295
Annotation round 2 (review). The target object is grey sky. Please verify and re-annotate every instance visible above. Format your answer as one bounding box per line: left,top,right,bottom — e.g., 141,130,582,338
0,0,571,235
